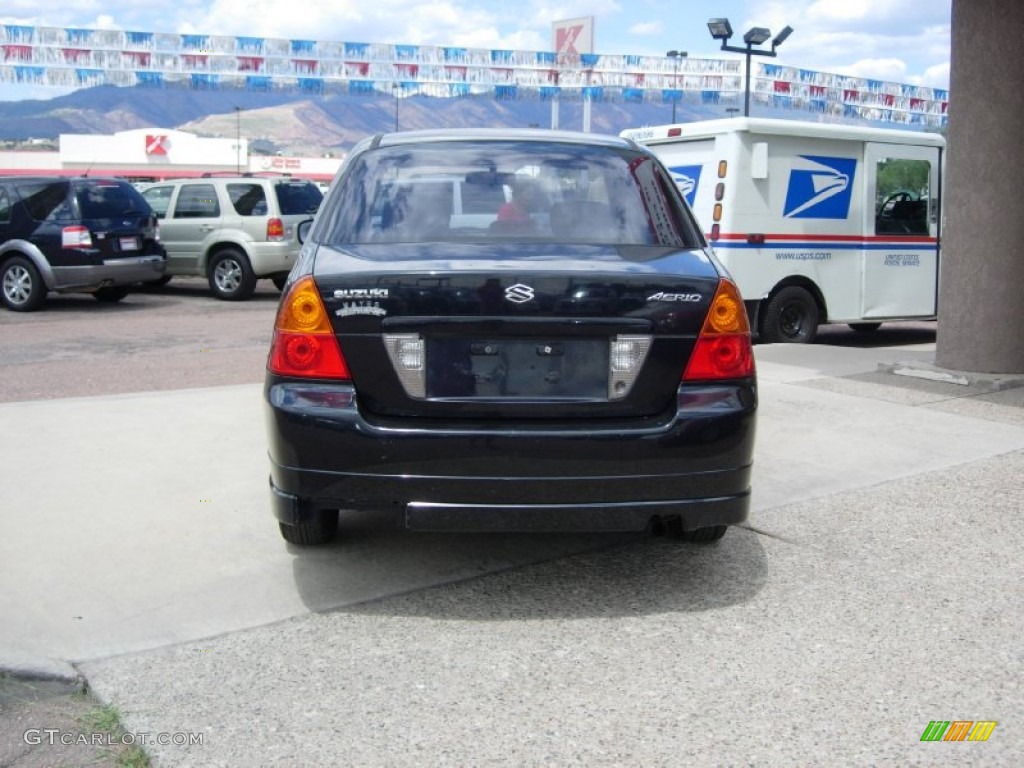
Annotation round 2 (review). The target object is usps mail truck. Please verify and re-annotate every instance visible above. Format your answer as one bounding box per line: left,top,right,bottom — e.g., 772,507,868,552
621,118,944,342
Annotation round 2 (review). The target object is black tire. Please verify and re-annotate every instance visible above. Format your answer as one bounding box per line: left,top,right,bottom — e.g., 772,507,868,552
667,520,729,543
1,255,47,312
208,248,257,301
278,510,339,546
271,275,288,291
760,286,820,344
93,286,129,303
848,322,882,333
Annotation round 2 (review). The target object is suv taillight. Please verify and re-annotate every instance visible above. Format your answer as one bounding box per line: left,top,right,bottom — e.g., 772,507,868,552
267,218,285,241
682,278,755,381
268,276,350,379
62,225,93,249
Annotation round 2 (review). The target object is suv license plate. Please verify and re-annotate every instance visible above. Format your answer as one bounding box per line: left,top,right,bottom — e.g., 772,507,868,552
119,237,139,251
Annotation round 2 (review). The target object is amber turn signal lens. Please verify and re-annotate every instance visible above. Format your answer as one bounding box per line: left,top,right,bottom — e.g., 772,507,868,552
704,279,749,335
276,276,333,333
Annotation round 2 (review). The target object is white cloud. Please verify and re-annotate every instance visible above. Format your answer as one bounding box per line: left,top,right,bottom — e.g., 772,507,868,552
629,21,662,37
916,61,950,90
747,0,950,88
831,57,908,82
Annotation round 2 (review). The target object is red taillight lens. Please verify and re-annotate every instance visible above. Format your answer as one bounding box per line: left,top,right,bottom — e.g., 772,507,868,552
268,276,350,379
683,278,755,381
62,225,92,249
267,217,285,241
684,336,754,380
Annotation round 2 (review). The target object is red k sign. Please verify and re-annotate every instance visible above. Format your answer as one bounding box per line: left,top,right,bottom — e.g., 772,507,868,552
556,25,583,55
145,134,169,156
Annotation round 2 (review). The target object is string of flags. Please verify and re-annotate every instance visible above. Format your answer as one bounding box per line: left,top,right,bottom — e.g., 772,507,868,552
1,24,948,128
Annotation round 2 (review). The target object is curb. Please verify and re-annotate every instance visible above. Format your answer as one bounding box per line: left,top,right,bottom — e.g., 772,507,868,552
0,653,83,686
879,359,1024,391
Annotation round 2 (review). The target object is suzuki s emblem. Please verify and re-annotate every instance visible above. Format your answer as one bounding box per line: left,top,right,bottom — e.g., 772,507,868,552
505,283,535,304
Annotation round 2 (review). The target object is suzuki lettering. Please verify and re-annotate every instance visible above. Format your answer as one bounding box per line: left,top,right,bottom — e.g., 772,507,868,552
505,284,535,304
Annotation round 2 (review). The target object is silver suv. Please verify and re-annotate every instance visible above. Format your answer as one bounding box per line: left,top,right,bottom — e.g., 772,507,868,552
140,175,322,300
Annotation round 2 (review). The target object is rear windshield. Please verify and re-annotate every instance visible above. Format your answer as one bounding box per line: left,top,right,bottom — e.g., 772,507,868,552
274,181,323,215
314,140,703,249
73,180,151,219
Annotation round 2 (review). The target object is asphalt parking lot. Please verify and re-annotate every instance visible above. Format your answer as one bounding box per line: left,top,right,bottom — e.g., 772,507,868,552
2,288,1022,766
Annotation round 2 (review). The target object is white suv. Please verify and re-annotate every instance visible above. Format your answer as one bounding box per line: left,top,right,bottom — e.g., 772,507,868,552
140,175,322,300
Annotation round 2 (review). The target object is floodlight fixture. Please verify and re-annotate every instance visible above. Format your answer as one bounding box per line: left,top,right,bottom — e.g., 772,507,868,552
772,25,794,48
743,27,772,45
707,18,733,41
707,17,794,117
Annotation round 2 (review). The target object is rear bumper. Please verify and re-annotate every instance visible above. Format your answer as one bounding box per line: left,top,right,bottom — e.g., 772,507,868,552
247,241,300,275
50,255,166,291
265,380,756,532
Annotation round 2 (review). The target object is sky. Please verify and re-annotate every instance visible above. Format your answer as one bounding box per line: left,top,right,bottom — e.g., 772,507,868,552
0,0,952,101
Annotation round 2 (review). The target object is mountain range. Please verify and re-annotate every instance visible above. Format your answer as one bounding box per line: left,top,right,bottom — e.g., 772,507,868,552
0,84,746,154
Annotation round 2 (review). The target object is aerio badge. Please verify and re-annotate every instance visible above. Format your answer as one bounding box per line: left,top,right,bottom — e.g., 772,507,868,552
505,284,535,304
783,155,857,219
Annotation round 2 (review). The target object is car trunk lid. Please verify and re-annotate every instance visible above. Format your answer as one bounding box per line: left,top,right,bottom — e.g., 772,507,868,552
311,242,722,419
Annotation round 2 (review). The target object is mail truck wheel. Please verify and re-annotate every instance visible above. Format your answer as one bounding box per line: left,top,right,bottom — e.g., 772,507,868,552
761,286,819,343
278,509,339,546
1,256,47,312
209,248,257,301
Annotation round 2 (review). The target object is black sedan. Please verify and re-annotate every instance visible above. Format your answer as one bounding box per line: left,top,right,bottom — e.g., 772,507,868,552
264,129,756,546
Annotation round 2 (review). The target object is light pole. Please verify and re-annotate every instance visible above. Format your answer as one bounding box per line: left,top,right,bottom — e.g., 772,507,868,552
707,18,793,117
666,49,687,123
234,106,242,173
392,83,399,132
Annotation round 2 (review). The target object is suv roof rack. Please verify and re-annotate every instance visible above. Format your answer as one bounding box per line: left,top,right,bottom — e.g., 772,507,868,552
198,171,295,179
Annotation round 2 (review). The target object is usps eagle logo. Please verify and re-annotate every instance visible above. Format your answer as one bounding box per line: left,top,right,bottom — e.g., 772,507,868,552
783,155,857,219
668,164,702,207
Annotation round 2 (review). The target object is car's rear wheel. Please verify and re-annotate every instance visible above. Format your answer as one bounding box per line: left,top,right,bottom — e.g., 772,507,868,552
760,286,819,343
278,510,339,545
93,286,129,303
667,520,729,543
848,322,882,332
208,248,257,301
1,256,47,312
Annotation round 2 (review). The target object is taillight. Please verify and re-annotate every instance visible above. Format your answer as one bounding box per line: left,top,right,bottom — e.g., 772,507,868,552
268,276,350,379
62,225,92,249
267,217,285,241
683,278,755,381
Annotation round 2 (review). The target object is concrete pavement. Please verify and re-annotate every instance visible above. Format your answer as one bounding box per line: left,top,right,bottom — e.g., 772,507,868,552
2,335,1022,765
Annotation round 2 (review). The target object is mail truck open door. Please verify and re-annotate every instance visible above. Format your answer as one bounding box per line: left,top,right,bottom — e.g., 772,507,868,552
862,143,942,321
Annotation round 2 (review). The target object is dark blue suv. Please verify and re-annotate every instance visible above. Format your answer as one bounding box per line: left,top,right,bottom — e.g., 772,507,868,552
0,176,166,311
